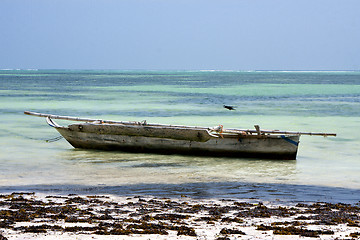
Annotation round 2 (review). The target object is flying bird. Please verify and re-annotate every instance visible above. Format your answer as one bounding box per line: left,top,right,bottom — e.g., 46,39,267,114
223,105,236,110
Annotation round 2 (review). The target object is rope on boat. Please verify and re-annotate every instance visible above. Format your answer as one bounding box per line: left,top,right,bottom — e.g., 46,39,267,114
1,128,63,142
210,125,224,138
45,135,63,143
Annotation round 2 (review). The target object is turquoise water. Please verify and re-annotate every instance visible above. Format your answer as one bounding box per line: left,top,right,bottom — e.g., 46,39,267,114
0,70,359,203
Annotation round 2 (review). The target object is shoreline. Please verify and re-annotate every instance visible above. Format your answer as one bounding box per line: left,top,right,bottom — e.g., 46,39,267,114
2,181,360,205
1,192,359,239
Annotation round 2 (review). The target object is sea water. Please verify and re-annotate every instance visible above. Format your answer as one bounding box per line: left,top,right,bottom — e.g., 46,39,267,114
0,70,359,203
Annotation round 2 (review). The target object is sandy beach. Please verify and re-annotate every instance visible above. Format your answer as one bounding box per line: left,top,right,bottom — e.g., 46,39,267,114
1,192,359,240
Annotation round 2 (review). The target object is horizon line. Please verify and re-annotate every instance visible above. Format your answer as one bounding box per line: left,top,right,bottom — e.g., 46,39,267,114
1,68,359,72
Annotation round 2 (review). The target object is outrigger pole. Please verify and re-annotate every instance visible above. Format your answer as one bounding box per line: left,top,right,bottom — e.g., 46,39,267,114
226,128,336,137
24,111,125,124
24,111,336,137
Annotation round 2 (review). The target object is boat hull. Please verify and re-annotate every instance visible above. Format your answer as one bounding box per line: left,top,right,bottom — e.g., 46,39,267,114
55,125,299,160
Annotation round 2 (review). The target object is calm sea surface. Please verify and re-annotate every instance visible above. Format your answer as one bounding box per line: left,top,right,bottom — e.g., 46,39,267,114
0,70,359,203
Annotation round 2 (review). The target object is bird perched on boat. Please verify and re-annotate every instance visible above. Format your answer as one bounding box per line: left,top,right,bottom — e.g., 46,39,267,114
223,105,236,110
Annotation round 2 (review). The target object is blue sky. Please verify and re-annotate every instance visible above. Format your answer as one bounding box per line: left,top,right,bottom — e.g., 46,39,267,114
1,0,359,70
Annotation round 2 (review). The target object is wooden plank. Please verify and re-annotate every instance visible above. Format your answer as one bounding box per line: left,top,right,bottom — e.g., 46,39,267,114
68,123,213,142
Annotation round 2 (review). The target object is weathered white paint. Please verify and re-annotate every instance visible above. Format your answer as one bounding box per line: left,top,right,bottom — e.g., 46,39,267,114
56,124,300,160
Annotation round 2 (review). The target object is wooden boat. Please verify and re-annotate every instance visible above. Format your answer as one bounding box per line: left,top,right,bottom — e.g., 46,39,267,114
24,111,336,160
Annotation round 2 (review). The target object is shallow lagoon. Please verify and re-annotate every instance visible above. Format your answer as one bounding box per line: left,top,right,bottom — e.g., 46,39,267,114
1,70,359,203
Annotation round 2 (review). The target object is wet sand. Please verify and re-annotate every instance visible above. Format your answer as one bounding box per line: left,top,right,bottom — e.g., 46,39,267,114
1,192,360,240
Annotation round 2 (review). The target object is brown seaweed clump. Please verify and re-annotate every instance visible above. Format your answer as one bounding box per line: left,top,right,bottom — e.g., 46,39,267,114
220,227,246,235
0,233,8,240
349,232,360,238
257,224,334,237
